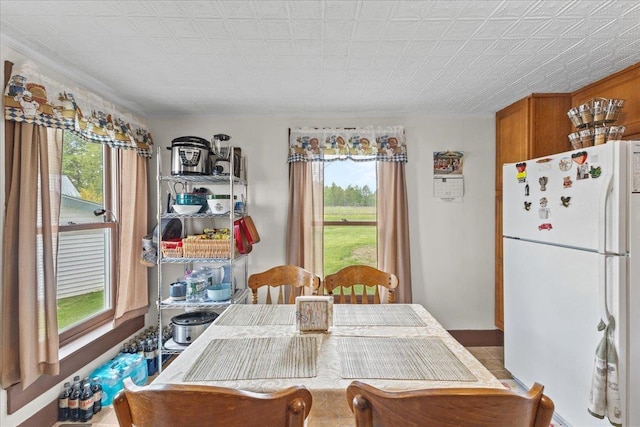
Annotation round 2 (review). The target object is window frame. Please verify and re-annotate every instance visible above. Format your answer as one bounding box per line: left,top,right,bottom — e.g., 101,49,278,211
323,220,375,227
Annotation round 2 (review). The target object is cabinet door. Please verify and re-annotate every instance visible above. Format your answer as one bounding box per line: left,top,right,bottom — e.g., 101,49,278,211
530,94,572,158
496,98,530,192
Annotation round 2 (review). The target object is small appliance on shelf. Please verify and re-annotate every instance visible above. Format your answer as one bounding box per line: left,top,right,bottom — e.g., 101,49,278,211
168,136,214,175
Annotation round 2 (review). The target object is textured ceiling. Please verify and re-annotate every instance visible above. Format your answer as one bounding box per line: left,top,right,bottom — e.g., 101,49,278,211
1,0,639,117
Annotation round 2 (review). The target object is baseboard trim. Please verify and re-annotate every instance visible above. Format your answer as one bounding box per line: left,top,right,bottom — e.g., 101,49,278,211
448,329,504,347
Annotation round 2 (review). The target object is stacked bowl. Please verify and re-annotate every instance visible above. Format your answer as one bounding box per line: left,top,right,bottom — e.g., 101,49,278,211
173,193,207,214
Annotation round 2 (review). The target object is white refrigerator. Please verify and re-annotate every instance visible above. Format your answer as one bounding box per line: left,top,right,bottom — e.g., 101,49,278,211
502,140,640,427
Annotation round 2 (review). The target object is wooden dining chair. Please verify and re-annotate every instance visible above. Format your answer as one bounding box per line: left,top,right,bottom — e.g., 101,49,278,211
323,265,398,304
346,380,555,427
113,377,313,427
248,265,320,304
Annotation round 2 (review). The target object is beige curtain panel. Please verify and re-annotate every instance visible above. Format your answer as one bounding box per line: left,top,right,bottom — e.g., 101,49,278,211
377,161,413,304
286,161,324,274
114,150,149,326
2,122,62,389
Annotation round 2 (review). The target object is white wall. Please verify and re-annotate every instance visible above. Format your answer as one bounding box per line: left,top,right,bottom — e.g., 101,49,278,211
148,115,496,330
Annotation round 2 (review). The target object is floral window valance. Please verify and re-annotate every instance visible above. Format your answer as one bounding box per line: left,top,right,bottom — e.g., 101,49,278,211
288,126,407,163
3,61,153,157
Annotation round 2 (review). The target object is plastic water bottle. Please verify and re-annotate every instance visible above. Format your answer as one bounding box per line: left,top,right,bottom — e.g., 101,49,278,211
199,266,214,287
91,377,103,414
57,382,71,421
144,339,156,376
68,382,81,421
186,271,206,302
79,382,94,421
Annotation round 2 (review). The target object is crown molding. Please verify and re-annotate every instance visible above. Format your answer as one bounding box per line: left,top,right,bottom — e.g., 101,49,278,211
1,34,148,119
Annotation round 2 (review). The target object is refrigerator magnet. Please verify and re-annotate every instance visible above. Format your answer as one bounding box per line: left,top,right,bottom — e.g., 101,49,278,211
539,176,548,191
539,207,550,219
571,151,588,165
563,176,573,188
561,196,571,207
590,166,602,178
524,201,532,211
536,158,553,170
577,163,590,180
516,162,527,182
572,151,590,180
559,157,572,171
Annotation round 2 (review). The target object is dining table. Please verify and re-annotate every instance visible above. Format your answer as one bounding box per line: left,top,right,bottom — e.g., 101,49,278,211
152,304,505,427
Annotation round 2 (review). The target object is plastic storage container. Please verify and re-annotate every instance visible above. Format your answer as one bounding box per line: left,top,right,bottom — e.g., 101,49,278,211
207,194,231,214
89,353,148,406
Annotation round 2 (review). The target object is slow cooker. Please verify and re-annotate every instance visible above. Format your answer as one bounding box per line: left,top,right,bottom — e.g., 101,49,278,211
171,311,218,344
168,136,214,175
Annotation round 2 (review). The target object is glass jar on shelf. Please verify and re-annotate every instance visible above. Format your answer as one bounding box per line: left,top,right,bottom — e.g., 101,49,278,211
594,125,607,145
579,102,593,125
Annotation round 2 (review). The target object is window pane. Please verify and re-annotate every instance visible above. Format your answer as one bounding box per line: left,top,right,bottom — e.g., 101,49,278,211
323,160,377,296
323,225,376,275
61,132,104,224
57,228,112,331
324,161,376,221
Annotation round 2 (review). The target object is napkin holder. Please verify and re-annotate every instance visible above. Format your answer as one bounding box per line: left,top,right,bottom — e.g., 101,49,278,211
295,296,333,332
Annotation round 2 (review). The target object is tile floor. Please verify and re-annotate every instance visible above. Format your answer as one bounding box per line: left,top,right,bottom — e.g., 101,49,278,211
465,346,511,380
53,346,512,427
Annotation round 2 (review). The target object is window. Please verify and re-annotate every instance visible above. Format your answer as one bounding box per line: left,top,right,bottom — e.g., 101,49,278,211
287,127,409,305
323,160,377,276
57,130,116,345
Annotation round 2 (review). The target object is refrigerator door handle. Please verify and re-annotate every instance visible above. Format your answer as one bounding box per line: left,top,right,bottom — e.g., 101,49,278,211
599,255,610,321
598,174,613,254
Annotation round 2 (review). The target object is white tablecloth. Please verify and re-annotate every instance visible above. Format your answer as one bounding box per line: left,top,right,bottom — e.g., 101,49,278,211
153,304,504,427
